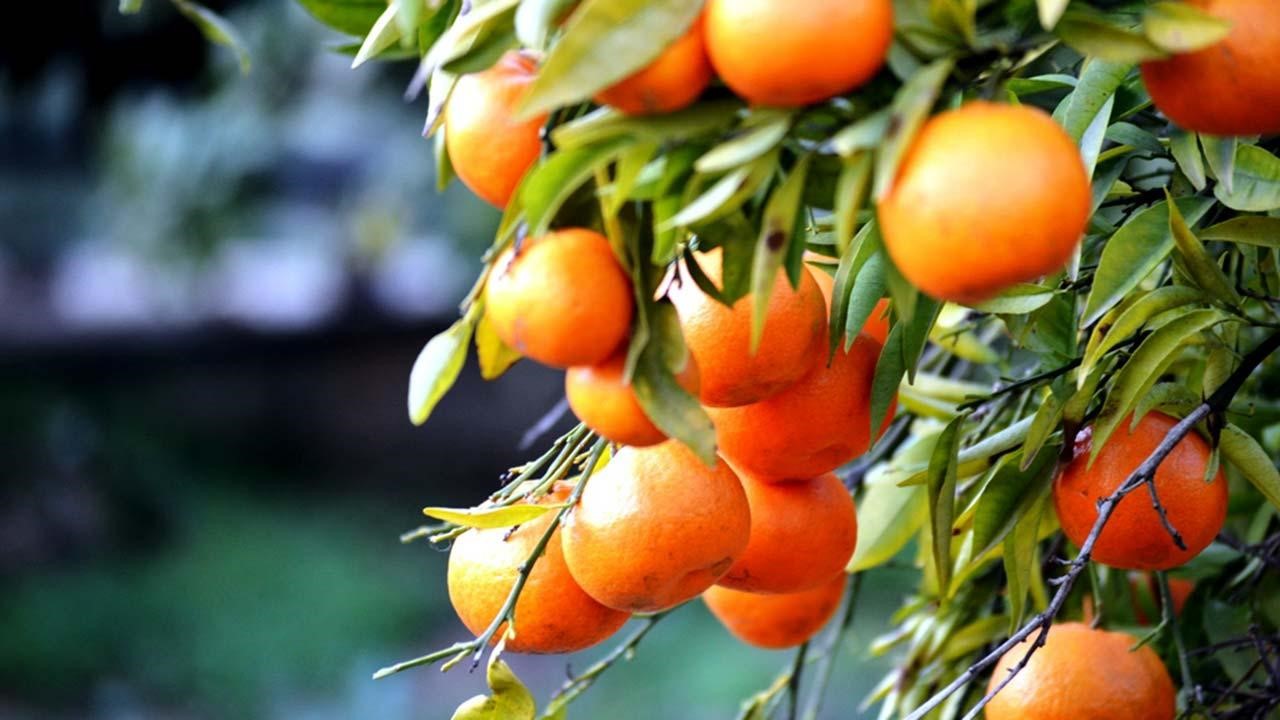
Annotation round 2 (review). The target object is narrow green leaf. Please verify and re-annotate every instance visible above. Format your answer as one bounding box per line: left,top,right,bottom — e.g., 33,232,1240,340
422,0,519,75
1021,390,1065,470
408,314,476,425
1004,484,1051,632
119,0,144,14
828,109,892,159
928,415,964,595
695,109,792,174
665,152,775,229
843,252,890,351
1105,122,1165,155
606,140,659,216
1092,309,1228,457
1169,130,1207,191
966,448,1058,576
1134,381,1200,422
1057,59,1131,143
171,0,252,74
970,284,1057,314
833,152,873,255
1220,424,1280,511
901,416,1036,486
1200,216,1280,247
1082,196,1215,327
632,304,717,465
393,0,422,48
870,324,907,443
1036,0,1069,30
750,155,811,352
828,222,877,355
424,503,554,528
514,0,576,50
874,58,955,199
1082,285,1204,377
519,0,705,119
1200,134,1237,195
1166,189,1241,308
551,101,742,150
848,433,937,572
353,4,403,68
1215,144,1280,212
523,138,630,237
1143,1,1233,54
1056,11,1168,63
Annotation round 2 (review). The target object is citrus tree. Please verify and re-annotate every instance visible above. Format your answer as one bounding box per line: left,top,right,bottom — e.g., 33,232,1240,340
158,0,1280,716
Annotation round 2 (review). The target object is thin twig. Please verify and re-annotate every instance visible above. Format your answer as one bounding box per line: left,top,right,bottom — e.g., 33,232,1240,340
1159,572,1202,708
787,642,809,720
801,573,863,720
541,611,669,717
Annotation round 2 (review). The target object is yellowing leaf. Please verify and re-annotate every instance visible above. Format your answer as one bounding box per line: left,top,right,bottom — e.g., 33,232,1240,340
423,503,556,529
452,656,536,720
476,311,522,380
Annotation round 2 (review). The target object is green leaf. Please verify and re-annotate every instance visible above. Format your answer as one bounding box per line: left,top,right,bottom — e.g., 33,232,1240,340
514,0,576,50
518,0,705,119
1220,424,1280,511
927,416,964,595
1056,11,1168,63
843,252,890,351
1105,122,1165,155
750,155,811,352
1169,131,1207,191
1143,1,1233,54
551,101,741,150
970,284,1057,314
352,4,403,68
422,0,520,75
1007,73,1077,96
874,58,955,199
1082,285,1205,378
424,503,555,528
1200,216,1280,247
393,0,422,48
1004,483,1052,631
605,140,658,216
1166,189,1241,308
1215,144,1280,213
476,312,521,380
522,138,630,237
828,222,878,354
452,656,536,720
1092,309,1228,457
119,0,144,13
665,152,776,229
1021,390,1066,470
696,109,792,174
833,152,873,255
170,0,251,74
408,314,476,426
1200,134,1237,195
848,456,933,571
1036,0,1069,30
632,303,717,465
828,109,892,159
296,0,387,36
870,325,907,443
901,415,1036,486
1082,196,1215,327
969,449,1057,563
1057,59,1131,143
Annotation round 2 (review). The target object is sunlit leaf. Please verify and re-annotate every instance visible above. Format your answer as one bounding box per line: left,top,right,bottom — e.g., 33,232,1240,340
1082,285,1204,378
1169,130,1207,191
1056,11,1167,63
849,435,936,571
476,312,521,380
927,416,964,595
696,109,792,174
1166,189,1241,308
551,101,741,150
1021,389,1065,470
1200,216,1280,247
353,4,403,68
522,138,630,237
519,0,704,118
514,0,575,50
969,284,1056,314
1004,483,1051,631
1143,1,1233,54
874,58,955,199
750,155,811,352
1200,134,1237,195
452,656,536,720
408,314,476,425
833,152,873,255
424,503,555,529
828,109,891,159
1036,0,1069,30
1056,59,1130,143
296,0,387,35
1215,144,1280,212
1220,424,1280,511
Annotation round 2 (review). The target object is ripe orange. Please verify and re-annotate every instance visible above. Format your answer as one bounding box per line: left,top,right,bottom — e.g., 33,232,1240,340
717,471,857,593
447,484,629,654
708,333,890,480
878,102,1091,304
484,228,633,368
562,441,751,612
985,622,1176,720
703,574,845,649
704,0,893,107
1140,0,1280,136
1130,573,1195,625
1054,412,1229,571
565,350,700,447
669,250,826,407
596,17,712,115
444,51,546,208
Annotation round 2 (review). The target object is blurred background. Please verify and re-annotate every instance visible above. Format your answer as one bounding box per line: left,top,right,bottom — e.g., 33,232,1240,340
0,2,903,717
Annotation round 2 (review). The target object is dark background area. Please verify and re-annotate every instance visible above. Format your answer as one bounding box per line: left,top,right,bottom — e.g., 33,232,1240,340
0,3,902,717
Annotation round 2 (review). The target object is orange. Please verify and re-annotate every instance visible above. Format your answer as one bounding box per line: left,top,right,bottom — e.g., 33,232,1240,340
484,228,633,368
704,0,893,107
562,441,751,612
805,251,891,344
703,574,845,649
446,484,629,654
708,333,890,480
565,350,700,447
878,102,1091,304
596,17,712,115
1130,573,1196,625
1140,0,1280,136
717,471,857,593
444,51,547,208
670,250,826,407
1054,412,1229,571
985,622,1176,720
